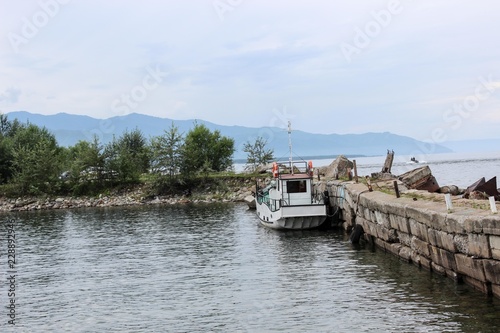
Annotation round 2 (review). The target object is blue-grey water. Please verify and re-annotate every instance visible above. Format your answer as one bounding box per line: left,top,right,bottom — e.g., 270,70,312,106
309,151,500,188
236,151,500,188
2,201,500,332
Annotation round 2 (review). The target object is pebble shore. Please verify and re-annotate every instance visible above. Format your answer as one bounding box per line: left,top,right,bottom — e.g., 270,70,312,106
0,181,256,212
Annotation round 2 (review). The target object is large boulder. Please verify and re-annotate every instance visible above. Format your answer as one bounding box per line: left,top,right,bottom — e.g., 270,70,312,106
255,162,274,174
319,155,354,179
439,185,462,196
244,195,256,209
398,166,440,192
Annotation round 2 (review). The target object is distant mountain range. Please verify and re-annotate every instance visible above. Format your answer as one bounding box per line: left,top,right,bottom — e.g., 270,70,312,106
5,111,455,160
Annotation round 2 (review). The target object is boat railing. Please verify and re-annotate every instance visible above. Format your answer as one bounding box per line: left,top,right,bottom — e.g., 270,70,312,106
282,193,324,206
256,190,281,212
257,194,282,212
274,160,313,176
258,190,325,212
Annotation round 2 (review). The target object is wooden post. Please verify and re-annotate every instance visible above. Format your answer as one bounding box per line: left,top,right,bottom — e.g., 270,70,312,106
445,193,453,213
366,176,373,192
348,168,352,180
489,196,498,214
353,160,358,183
382,150,394,173
393,180,400,198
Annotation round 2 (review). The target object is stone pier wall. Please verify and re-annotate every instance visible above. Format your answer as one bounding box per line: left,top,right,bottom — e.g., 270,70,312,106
326,181,500,298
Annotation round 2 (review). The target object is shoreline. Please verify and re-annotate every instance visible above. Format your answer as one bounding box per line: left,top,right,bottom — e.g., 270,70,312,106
2,171,497,213
0,181,256,213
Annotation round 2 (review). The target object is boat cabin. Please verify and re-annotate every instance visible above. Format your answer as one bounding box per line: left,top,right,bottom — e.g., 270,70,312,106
278,174,314,206
258,160,323,211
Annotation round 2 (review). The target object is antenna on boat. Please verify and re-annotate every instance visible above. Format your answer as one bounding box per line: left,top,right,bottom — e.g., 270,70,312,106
288,121,293,175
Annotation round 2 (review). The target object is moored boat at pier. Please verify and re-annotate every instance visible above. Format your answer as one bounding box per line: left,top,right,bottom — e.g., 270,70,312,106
254,121,328,230
255,161,328,229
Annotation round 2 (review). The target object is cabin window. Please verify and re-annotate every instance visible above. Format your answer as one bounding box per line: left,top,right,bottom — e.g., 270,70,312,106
286,180,307,193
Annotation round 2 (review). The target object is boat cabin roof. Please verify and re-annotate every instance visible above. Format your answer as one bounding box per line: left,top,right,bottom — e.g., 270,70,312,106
279,173,311,180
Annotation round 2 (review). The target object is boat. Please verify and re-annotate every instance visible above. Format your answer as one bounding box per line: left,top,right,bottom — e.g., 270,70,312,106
254,122,328,230
407,157,427,164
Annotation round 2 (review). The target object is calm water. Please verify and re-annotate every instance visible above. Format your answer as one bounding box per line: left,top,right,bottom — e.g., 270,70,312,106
236,151,500,188
2,203,500,332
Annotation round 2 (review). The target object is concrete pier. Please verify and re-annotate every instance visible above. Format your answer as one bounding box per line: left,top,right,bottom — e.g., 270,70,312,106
325,180,500,298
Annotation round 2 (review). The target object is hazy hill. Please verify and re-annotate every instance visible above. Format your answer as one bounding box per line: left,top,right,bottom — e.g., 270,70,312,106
5,111,453,159
441,139,500,153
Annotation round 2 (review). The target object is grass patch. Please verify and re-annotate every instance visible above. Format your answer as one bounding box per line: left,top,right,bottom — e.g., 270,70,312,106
0,171,256,199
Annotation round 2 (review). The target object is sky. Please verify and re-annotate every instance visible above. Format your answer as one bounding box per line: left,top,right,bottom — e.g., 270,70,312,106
0,0,500,143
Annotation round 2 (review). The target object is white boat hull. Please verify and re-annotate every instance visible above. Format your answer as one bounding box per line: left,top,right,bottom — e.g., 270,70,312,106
259,215,327,230
256,201,327,230
253,155,328,230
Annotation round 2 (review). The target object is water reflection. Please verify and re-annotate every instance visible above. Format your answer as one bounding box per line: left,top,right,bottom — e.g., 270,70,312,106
3,204,500,332
347,239,500,332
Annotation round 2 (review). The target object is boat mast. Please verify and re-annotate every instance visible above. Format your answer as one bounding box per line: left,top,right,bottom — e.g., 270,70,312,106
288,121,293,175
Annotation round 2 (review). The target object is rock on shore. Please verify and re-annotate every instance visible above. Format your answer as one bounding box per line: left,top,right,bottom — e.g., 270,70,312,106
0,181,256,212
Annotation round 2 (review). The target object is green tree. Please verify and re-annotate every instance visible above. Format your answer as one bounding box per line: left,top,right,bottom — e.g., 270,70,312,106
0,113,11,136
67,136,106,187
10,124,62,194
150,122,184,178
181,123,235,175
243,136,274,172
0,114,13,183
0,114,24,138
211,132,235,172
0,136,13,183
104,128,149,183
120,128,150,174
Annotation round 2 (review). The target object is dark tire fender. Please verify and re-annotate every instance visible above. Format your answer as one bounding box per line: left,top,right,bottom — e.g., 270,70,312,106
349,224,364,244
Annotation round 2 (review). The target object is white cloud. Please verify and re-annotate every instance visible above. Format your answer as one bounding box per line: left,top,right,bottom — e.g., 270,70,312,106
0,0,500,141
0,87,22,104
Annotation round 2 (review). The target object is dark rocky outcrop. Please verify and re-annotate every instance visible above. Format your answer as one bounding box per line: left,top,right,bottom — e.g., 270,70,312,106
399,166,440,192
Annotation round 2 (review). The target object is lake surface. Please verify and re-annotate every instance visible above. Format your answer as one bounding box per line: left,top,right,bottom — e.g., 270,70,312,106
235,151,500,188
312,151,500,188
2,203,500,332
